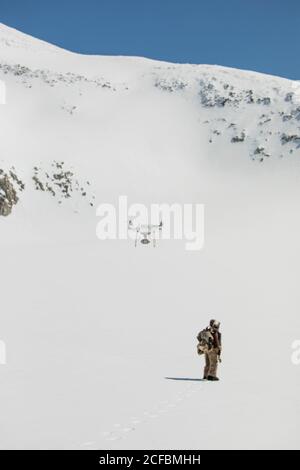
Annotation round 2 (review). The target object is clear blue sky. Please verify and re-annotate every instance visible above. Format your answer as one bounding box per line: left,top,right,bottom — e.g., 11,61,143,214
1,0,299,79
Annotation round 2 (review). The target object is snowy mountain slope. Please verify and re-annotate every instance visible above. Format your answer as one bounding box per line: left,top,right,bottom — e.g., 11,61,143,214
0,23,300,449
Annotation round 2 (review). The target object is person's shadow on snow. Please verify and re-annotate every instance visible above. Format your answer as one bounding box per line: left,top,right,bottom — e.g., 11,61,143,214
165,377,205,382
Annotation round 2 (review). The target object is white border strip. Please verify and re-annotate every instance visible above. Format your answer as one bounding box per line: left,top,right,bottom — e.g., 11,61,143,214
0,79,6,104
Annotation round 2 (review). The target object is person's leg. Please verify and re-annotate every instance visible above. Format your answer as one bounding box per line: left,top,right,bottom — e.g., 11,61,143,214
208,349,218,379
203,353,210,379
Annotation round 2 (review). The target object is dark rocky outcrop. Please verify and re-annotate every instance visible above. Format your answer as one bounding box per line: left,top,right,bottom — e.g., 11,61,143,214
0,172,19,216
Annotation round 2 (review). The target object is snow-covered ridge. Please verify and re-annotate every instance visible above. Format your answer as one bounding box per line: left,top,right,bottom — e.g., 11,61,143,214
0,22,300,219
0,22,298,82
0,22,67,54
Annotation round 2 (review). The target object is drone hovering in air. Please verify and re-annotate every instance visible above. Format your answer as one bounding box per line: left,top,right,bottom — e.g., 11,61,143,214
128,219,163,247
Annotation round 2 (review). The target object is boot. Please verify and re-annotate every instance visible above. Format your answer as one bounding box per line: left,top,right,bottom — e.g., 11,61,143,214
207,375,219,381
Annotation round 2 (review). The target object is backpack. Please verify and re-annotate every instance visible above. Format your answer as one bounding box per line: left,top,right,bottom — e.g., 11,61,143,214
196,328,213,355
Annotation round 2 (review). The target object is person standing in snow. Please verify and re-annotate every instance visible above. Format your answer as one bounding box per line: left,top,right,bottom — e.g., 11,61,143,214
201,319,222,381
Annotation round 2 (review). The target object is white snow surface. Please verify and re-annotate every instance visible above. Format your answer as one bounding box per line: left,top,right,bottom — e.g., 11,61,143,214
0,23,299,449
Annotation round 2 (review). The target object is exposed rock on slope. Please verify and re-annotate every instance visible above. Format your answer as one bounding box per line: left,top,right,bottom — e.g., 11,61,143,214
0,169,22,216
